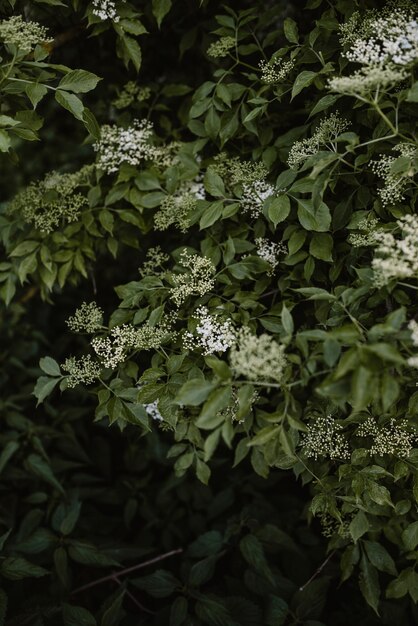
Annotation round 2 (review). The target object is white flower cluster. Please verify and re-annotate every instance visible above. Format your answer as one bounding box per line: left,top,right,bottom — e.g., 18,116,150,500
255,238,287,274
344,11,418,68
112,82,151,109
302,415,350,461
331,4,417,95
287,113,349,169
0,15,52,51
8,166,92,233
139,246,170,278
259,57,294,84
372,214,418,286
94,120,158,174
371,143,417,206
91,323,169,368
67,302,104,334
357,417,416,458
230,327,287,382
170,251,216,307
211,156,268,188
207,36,235,58
348,217,381,247
407,319,418,368
154,178,205,232
92,0,124,22
241,179,276,218
144,400,163,421
183,306,236,355
62,355,102,388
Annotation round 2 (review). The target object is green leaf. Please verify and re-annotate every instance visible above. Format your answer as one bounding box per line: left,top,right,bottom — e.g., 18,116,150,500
119,35,142,72
402,521,418,551
25,453,64,493
25,83,48,108
58,70,101,93
0,557,48,581
196,458,211,485
152,0,172,27
196,387,232,429
309,233,333,261
359,555,380,615
268,195,290,227
364,541,397,576
349,510,369,542
406,81,418,102
39,356,61,377
239,535,274,584
55,91,84,121
68,541,118,567
63,605,97,626
33,376,60,405
291,71,317,99
283,17,299,43
169,597,188,626
0,441,19,475
297,199,331,232
175,379,217,406
134,569,180,598
200,201,224,229
0,130,11,152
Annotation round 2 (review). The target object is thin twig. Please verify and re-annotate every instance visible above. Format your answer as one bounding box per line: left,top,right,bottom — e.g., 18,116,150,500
71,548,183,596
113,575,154,614
299,550,336,592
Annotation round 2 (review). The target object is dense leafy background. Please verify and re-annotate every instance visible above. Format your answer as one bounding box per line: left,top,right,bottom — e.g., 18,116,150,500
1,0,418,624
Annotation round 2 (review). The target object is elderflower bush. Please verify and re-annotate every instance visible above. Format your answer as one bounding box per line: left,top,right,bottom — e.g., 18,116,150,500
1,0,418,621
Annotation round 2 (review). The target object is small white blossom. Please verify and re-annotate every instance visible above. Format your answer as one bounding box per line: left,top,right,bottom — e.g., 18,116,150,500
183,306,236,355
302,415,350,461
94,120,159,174
255,237,287,274
371,143,417,206
144,400,163,421
372,214,418,286
154,177,205,232
92,323,170,368
241,179,276,218
92,0,124,22
357,417,416,458
230,327,287,382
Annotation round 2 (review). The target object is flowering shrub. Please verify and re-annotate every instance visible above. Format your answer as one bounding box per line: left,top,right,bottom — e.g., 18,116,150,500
1,0,418,622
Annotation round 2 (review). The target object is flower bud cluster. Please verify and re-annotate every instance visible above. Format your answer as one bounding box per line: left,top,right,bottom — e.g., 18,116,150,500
170,251,216,306
207,36,235,58
62,355,101,388
0,15,52,51
230,327,287,382
154,178,205,232
67,302,104,334
287,113,349,169
302,415,350,461
357,417,416,458
259,57,295,84
7,166,92,233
